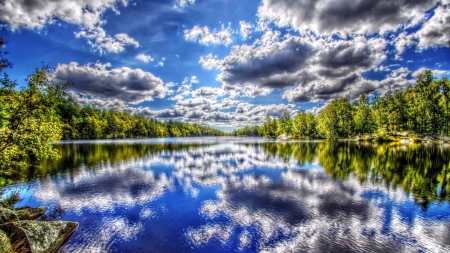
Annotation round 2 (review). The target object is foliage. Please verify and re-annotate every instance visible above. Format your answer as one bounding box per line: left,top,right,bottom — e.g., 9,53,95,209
54,98,225,140
292,110,317,139
261,115,279,139
255,71,450,139
0,38,70,174
232,125,261,136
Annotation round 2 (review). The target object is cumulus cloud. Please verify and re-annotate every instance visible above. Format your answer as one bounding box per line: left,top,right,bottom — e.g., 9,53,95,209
75,27,139,54
68,91,135,113
213,98,240,110
203,112,235,123
176,97,216,110
185,110,206,120
213,32,313,90
0,0,127,30
192,87,224,99
199,54,222,69
257,0,438,35
416,5,450,48
239,21,253,40
394,32,417,58
203,30,387,101
283,68,414,102
174,96,237,112
235,103,254,115
153,108,186,119
53,62,167,103
167,76,198,100
185,25,233,46
247,104,296,117
0,0,140,54
394,4,450,58
412,67,450,78
175,0,195,7
136,54,154,63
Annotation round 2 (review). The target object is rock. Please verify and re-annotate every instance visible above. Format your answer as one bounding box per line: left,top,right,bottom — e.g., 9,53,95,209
0,207,47,225
14,207,47,221
278,134,288,140
0,221,78,253
0,229,15,253
0,206,77,253
0,207,18,225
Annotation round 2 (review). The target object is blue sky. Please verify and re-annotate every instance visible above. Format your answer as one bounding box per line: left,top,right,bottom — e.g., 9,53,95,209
1,0,450,132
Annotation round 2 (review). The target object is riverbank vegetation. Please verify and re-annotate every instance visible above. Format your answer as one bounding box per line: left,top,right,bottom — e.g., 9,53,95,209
237,71,450,141
0,37,224,175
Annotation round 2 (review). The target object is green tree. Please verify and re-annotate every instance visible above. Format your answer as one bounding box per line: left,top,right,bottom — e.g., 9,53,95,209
277,112,293,136
0,67,70,173
353,94,376,135
262,115,278,139
292,110,317,139
439,78,450,135
317,99,354,139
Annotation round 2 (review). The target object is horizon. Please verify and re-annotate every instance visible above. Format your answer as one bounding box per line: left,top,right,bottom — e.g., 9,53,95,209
1,0,449,132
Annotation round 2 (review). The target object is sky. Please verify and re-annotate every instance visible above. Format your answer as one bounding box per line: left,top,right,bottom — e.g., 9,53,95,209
1,0,450,132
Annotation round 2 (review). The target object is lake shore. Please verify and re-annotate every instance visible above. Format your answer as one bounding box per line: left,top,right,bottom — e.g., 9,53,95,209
276,132,450,143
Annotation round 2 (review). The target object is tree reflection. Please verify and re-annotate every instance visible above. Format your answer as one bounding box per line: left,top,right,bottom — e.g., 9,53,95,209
7,140,450,208
261,141,450,208
6,143,206,185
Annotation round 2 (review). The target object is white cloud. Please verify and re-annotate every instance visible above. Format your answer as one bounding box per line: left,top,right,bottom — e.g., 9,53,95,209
235,103,254,115
176,97,213,107
136,54,154,63
0,0,128,30
394,32,417,58
257,0,438,35
247,104,296,117
192,87,224,99
175,0,195,7
202,31,387,102
75,27,139,54
68,91,136,113
416,5,450,48
0,0,139,54
185,25,233,46
53,62,167,103
412,67,450,78
199,54,222,69
239,21,253,40
283,68,414,103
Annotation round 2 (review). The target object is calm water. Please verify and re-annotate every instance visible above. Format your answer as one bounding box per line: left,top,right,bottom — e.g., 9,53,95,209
3,137,450,252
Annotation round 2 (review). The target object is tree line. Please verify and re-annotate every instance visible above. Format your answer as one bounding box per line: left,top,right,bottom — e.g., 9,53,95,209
0,37,224,173
56,100,224,140
253,71,450,139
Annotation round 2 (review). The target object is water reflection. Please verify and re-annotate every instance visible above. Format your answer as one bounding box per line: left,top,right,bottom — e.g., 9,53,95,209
5,139,450,252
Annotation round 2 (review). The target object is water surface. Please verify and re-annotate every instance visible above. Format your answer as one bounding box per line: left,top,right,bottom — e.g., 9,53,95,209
3,138,450,252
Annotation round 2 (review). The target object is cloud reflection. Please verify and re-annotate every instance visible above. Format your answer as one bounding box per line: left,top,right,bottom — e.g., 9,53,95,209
26,141,450,252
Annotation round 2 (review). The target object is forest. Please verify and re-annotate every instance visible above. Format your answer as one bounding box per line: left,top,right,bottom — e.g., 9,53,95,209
234,71,450,140
55,100,225,140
